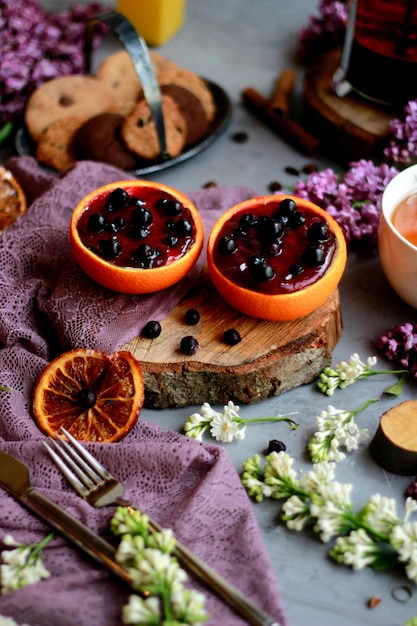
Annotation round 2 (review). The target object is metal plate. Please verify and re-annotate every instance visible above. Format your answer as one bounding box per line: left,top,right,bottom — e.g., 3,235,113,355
15,79,232,177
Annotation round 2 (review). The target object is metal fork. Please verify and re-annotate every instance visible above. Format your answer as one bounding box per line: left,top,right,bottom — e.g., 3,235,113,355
43,427,280,626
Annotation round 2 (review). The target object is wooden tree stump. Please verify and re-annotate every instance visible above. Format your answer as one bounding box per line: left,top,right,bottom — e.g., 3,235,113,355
123,272,343,409
369,401,417,476
302,49,396,165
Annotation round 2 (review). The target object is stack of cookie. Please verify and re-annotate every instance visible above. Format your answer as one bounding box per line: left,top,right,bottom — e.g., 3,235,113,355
24,51,216,172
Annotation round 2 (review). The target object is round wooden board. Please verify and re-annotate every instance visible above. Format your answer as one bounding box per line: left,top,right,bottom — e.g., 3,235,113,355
122,270,343,409
302,49,397,165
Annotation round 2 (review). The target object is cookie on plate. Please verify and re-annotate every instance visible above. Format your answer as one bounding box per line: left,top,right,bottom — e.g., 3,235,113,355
121,94,187,160
25,75,119,141
95,50,143,116
161,84,209,146
73,112,139,171
35,116,85,172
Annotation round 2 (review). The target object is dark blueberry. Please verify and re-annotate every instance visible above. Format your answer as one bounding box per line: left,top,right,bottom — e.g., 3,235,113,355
302,163,319,174
203,181,218,188
288,263,304,276
131,206,153,228
231,131,248,143
130,197,146,208
284,166,300,176
269,181,283,192
105,222,119,234
142,320,162,338
267,439,286,454
113,216,127,231
77,388,96,408
180,335,199,355
307,221,330,242
218,236,237,255
99,237,122,258
174,218,193,237
247,255,275,282
105,187,129,211
131,227,151,239
164,234,178,247
223,328,241,345
239,213,257,229
87,212,106,233
233,226,247,238
156,197,183,216
264,241,282,257
278,198,297,217
133,243,160,267
302,245,325,267
256,218,284,242
184,308,200,325
287,211,306,229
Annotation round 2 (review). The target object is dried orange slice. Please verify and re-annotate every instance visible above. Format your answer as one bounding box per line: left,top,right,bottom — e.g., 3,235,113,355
207,194,347,322
33,348,144,442
0,166,27,232
69,180,204,294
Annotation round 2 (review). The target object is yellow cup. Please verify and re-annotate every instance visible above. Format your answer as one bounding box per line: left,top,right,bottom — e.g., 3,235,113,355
116,0,186,46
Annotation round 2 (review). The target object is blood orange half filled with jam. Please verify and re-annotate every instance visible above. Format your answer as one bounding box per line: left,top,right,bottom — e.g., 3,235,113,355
70,180,204,294
207,194,347,322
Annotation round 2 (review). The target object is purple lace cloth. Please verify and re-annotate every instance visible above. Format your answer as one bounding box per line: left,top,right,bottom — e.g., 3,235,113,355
0,156,287,626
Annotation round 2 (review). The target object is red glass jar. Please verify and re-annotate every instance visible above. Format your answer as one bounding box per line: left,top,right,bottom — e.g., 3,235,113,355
334,0,417,106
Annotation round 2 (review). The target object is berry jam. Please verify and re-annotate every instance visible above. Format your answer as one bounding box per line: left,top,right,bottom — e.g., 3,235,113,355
213,198,336,295
77,186,196,269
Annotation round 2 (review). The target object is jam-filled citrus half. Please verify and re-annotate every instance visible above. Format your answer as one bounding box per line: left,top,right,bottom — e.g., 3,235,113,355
207,194,347,322
70,180,204,294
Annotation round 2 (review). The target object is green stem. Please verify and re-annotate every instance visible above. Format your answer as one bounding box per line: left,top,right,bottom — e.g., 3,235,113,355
240,415,299,429
27,532,54,565
350,397,379,418
0,121,14,147
364,368,409,378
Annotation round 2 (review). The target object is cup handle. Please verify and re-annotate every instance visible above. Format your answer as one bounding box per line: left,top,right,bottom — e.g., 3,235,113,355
84,10,169,160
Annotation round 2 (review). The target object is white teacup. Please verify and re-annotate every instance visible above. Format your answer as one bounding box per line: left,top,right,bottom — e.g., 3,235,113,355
379,164,417,310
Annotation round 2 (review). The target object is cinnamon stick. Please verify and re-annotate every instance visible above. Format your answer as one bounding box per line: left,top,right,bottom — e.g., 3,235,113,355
269,68,296,116
241,87,320,156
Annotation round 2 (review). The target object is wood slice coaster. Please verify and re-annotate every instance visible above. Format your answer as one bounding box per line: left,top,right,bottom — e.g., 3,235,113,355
122,272,342,409
369,400,417,476
302,49,396,165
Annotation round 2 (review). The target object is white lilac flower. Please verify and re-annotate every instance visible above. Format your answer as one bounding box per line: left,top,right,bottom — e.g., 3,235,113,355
310,482,354,542
132,549,187,591
308,399,377,463
330,529,379,570
0,533,52,595
147,528,176,554
282,495,311,531
184,401,298,443
116,535,146,567
170,588,209,623
209,412,245,442
360,494,400,538
0,617,31,626
122,594,161,625
299,461,336,494
317,353,408,395
111,508,150,537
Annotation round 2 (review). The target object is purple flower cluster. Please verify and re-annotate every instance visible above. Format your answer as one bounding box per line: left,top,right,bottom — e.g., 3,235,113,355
375,322,417,380
0,0,106,125
297,0,348,63
384,100,417,165
292,159,399,246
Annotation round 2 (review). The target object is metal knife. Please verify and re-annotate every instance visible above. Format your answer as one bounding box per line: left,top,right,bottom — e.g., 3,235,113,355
0,450,133,588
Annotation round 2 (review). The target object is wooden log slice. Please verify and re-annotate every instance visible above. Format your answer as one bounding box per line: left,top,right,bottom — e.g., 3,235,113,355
369,400,417,476
123,271,342,409
302,49,396,165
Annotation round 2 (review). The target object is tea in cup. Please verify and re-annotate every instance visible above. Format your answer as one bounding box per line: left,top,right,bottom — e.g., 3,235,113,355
379,164,417,309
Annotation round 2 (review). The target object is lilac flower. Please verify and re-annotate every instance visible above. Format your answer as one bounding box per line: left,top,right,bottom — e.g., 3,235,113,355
375,323,417,379
384,100,417,165
293,160,399,246
0,0,106,125
297,0,348,63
